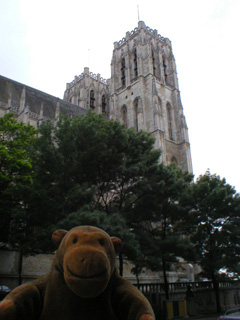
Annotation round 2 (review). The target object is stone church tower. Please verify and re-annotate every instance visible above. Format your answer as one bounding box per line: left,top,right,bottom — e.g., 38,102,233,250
64,21,192,173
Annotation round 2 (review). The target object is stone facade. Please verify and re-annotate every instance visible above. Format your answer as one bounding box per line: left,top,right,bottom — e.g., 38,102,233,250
0,21,192,172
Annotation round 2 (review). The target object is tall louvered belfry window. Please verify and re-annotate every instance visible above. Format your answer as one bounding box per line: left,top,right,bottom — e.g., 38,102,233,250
121,58,126,87
134,48,138,77
90,90,95,108
152,50,156,76
163,56,167,82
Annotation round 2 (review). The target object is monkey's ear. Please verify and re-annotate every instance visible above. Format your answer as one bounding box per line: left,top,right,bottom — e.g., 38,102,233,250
111,237,122,253
52,229,68,247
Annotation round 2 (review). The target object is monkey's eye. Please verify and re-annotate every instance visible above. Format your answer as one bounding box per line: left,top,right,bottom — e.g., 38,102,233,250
99,238,105,246
72,237,78,244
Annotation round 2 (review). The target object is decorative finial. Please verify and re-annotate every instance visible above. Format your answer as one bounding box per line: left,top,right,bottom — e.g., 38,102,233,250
137,5,140,22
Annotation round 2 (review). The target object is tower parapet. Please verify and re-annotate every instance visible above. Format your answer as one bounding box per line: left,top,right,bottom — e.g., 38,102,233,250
64,67,109,115
114,21,168,50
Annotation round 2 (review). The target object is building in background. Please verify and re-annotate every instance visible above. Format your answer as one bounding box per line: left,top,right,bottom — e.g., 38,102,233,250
0,21,192,173
64,21,192,172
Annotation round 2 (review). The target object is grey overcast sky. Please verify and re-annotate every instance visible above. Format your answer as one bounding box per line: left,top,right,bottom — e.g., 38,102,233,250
0,0,240,192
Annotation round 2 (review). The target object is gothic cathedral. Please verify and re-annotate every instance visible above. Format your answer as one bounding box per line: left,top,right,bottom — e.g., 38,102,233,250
63,21,192,172
0,21,192,173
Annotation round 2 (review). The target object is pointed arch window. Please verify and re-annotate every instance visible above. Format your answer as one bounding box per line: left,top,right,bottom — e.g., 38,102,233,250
134,48,138,77
167,103,173,140
102,95,106,113
121,58,126,87
171,156,178,165
158,98,162,115
90,90,95,108
121,105,127,127
154,97,162,129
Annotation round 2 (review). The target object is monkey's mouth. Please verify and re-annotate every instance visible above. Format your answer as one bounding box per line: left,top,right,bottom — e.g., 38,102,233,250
67,266,107,279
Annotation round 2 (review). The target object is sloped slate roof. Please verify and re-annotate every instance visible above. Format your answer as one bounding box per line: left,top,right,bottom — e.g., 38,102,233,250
0,75,87,119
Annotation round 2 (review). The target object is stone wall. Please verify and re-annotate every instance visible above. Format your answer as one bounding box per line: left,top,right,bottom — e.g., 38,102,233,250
0,249,54,288
0,249,21,289
0,249,186,288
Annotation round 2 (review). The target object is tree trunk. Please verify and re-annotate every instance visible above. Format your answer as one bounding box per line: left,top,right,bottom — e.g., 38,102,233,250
119,251,123,276
136,273,140,289
162,257,169,300
212,272,221,313
18,250,23,285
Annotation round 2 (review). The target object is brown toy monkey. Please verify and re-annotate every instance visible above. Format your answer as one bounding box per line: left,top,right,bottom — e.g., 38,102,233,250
0,226,155,320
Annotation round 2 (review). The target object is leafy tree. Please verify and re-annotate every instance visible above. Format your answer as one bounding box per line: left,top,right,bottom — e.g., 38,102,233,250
127,163,193,299
13,112,160,254
53,112,160,214
0,113,36,243
184,170,240,312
